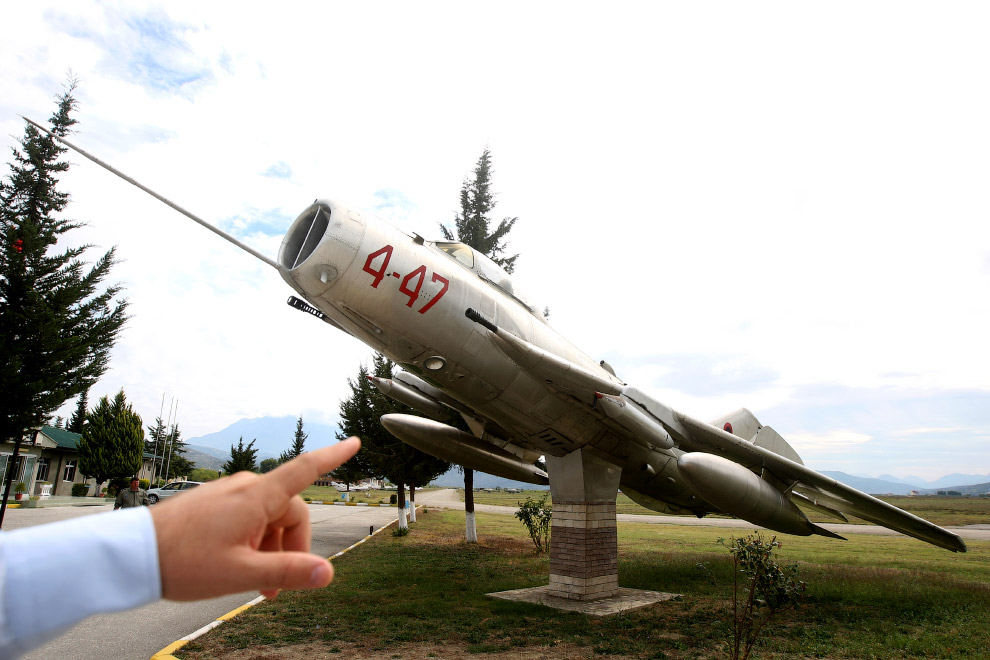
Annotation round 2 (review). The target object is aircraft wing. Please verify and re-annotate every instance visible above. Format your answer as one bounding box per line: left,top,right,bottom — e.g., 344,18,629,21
467,312,966,552
622,387,967,552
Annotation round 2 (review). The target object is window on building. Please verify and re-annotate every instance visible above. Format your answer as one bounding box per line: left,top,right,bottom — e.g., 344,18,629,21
63,460,77,482
36,457,50,482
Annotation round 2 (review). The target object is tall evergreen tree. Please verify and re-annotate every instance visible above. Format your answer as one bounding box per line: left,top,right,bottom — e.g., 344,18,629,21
222,437,258,474
440,148,519,273
77,390,144,496
0,83,128,524
279,416,308,463
67,389,89,434
337,354,449,528
438,148,523,542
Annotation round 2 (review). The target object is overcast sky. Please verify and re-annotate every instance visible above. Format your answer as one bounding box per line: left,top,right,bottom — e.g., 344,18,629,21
3,2,989,480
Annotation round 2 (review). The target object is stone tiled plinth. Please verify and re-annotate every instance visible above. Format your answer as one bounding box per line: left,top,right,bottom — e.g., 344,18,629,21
488,586,680,616
549,501,618,600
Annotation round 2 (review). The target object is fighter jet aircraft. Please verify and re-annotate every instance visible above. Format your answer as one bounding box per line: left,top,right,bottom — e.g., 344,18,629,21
30,119,966,553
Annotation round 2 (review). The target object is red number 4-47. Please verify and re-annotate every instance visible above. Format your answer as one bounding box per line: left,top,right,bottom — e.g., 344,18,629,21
363,245,449,314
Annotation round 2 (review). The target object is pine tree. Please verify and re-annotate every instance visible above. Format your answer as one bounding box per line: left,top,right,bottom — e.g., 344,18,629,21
279,416,308,463
439,148,519,273
0,83,128,523
77,390,144,496
67,389,89,434
438,148,523,541
337,354,449,527
222,437,258,474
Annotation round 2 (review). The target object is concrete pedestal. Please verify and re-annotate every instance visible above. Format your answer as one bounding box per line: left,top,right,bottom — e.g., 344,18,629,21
546,448,622,601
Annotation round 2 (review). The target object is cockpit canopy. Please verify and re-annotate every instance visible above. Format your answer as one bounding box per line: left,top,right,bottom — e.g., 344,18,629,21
435,241,544,321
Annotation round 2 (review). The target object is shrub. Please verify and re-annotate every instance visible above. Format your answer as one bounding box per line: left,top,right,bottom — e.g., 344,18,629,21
719,534,807,660
390,494,397,505
71,483,89,497
139,479,150,490
515,493,553,553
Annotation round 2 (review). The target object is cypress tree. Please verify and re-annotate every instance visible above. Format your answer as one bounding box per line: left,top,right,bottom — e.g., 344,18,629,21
337,354,449,527
279,416,308,463
67,389,89,434
438,148,523,541
0,83,128,523
222,437,258,474
440,148,519,273
77,390,144,496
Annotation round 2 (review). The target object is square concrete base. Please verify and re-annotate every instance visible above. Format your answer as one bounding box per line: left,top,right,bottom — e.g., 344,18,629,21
487,586,680,616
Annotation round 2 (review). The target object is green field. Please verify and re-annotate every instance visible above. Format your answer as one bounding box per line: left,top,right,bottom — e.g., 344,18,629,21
464,489,990,526
298,486,439,506
177,505,990,660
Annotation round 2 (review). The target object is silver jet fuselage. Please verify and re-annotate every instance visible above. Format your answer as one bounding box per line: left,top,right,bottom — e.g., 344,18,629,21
279,200,698,514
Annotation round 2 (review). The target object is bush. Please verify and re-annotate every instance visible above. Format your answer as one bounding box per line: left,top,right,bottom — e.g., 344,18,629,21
390,494,397,505
71,483,89,497
515,493,553,553
139,479,150,490
719,534,807,660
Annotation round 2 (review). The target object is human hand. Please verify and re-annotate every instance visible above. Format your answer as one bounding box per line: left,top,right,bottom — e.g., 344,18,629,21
151,437,361,601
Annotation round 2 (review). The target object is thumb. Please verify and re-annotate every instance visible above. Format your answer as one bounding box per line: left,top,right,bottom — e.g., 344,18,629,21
239,551,335,595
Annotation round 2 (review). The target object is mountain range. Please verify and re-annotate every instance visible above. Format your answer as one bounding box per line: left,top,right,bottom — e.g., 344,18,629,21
181,416,989,495
185,415,340,463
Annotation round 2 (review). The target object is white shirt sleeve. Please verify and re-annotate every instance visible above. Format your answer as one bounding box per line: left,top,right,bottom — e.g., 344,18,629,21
0,507,161,658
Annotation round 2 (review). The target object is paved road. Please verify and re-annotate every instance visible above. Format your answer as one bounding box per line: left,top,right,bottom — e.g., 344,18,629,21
4,502,399,660
419,489,990,541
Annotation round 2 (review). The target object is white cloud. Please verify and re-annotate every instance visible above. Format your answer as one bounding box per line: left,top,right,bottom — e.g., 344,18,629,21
786,430,873,454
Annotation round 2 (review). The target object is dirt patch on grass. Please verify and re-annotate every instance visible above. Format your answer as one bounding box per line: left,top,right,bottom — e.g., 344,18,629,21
180,640,638,660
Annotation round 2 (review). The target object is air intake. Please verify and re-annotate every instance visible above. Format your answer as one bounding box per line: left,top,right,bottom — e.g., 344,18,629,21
281,203,330,269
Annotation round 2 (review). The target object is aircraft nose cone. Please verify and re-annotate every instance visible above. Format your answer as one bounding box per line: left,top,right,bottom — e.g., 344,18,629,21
279,200,365,295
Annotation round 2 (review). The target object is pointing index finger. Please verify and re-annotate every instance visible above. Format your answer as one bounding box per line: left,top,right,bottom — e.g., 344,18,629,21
263,437,361,500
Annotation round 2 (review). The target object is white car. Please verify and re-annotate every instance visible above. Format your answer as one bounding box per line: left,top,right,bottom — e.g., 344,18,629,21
146,481,202,504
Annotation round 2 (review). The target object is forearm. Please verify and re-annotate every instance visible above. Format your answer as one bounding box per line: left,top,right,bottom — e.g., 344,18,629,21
0,508,161,658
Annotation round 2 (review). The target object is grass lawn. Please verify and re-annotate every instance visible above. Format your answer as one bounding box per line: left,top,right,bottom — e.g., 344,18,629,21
465,489,990,526
298,487,438,506
177,508,990,660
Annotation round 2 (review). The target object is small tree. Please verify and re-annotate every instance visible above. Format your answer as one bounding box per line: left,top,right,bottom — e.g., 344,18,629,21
279,416,307,463
719,534,807,660
515,493,553,553
259,458,279,474
67,389,89,434
338,354,449,530
222,437,258,474
77,390,144,497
